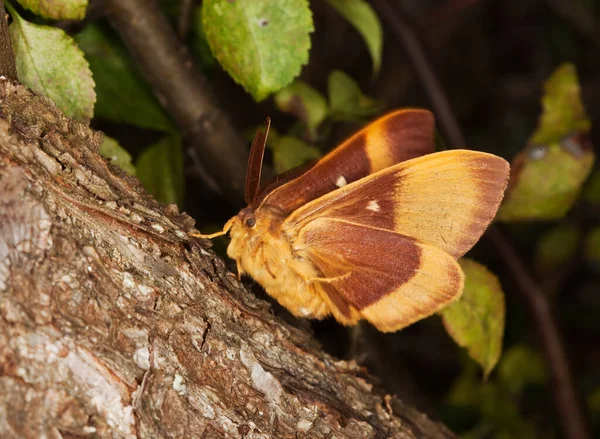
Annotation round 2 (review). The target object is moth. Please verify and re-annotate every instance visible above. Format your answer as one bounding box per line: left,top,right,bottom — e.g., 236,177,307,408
193,109,509,332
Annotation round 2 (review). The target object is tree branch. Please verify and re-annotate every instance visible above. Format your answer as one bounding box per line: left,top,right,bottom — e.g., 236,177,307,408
0,1,17,80
103,0,248,203
0,79,455,438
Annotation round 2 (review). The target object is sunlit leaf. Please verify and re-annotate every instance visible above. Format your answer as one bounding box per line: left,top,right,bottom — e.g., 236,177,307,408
202,0,313,101
16,0,88,20
75,24,173,132
440,259,505,377
328,70,382,121
498,64,594,221
497,344,547,395
136,135,184,207
534,225,581,275
99,135,136,176
274,80,328,140
326,0,382,74
8,4,95,122
269,135,321,174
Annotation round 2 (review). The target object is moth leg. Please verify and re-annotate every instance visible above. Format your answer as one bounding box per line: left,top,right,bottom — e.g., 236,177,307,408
236,259,243,281
308,272,351,283
259,243,277,280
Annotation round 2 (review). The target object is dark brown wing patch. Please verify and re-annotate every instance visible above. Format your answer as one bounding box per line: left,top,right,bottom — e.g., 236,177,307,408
296,219,422,309
259,109,435,214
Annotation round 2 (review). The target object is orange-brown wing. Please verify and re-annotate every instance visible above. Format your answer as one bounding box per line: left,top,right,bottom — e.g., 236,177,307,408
255,109,435,213
294,219,464,332
285,150,509,259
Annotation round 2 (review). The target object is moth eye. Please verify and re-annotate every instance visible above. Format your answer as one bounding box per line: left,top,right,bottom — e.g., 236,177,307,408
245,217,256,228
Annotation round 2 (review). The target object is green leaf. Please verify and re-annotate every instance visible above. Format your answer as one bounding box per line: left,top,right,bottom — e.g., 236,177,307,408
99,135,136,176
269,135,321,174
497,344,547,395
75,24,173,132
328,70,382,121
326,0,382,74
497,136,595,221
136,135,184,207
498,63,595,221
202,0,313,101
274,80,328,140
532,63,591,145
440,259,505,378
8,5,95,122
16,0,88,20
534,225,581,275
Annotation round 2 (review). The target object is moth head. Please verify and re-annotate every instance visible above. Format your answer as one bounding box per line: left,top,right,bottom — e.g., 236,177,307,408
189,118,270,242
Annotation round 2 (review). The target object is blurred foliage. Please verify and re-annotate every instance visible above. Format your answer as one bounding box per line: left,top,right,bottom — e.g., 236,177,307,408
75,24,174,132
136,135,184,207
326,0,382,74
443,345,547,439
100,135,136,176
6,1,600,438
328,70,383,121
534,224,581,275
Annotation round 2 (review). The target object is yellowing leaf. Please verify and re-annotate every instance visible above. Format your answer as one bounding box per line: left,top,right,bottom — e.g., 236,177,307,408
498,136,594,221
532,63,591,145
136,136,184,207
202,0,313,101
498,64,594,221
440,259,505,378
75,24,173,132
16,0,88,20
328,70,382,121
326,0,383,74
100,135,136,176
9,5,95,122
269,135,321,174
274,80,328,140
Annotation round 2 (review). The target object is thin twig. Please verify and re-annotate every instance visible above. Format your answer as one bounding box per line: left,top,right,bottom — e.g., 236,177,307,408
103,0,248,203
487,227,589,439
0,1,17,80
178,0,195,39
372,0,466,149
373,1,590,438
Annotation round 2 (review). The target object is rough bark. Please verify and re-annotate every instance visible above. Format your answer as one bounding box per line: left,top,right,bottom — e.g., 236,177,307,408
0,80,455,439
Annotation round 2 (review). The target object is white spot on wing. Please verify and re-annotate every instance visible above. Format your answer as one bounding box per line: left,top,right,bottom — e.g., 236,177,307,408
366,200,381,212
335,175,347,188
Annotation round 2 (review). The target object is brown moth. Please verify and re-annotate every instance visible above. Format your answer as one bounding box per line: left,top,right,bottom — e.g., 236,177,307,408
193,109,510,332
